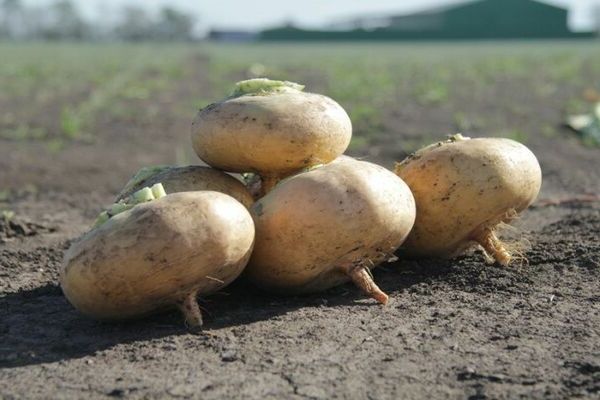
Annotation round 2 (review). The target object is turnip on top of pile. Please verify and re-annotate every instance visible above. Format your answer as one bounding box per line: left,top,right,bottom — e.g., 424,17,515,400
191,78,352,196
395,134,542,266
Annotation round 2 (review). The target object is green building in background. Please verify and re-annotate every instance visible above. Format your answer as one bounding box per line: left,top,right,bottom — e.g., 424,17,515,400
261,0,595,41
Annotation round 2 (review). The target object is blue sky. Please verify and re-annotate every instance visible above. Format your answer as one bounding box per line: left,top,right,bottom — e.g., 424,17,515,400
24,0,599,32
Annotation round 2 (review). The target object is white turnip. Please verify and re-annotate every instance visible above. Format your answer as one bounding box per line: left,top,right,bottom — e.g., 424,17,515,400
191,78,352,195
246,157,416,303
61,191,255,328
395,135,542,266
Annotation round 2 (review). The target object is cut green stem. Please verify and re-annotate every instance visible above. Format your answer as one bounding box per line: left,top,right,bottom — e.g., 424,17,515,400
131,187,154,203
93,183,167,228
231,78,304,97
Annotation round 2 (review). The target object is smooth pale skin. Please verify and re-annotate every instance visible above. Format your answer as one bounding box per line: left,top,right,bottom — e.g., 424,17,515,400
246,157,416,304
116,165,254,209
395,136,542,265
61,191,255,328
191,90,352,193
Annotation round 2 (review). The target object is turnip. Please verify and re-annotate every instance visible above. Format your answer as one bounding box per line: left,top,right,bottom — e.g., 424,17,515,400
191,78,352,195
116,165,254,208
61,190,255,328
394,134,542,266
245,157,416,304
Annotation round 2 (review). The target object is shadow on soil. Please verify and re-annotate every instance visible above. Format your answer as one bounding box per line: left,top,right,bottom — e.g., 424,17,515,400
0,258,462,369
0,238,549,370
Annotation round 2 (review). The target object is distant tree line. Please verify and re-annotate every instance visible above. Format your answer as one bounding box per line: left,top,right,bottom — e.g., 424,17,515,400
0,0,196,41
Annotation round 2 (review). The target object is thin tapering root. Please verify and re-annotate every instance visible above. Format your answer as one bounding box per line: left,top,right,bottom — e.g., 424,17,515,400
474,229,512,266
345,264,389,305
177,291,203,330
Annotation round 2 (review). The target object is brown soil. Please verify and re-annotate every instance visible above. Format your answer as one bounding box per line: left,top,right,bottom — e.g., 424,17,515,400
0,53,599,399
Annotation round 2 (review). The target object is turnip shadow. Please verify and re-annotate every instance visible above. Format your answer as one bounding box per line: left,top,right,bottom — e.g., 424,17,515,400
378,251,537,298
0,257,478,369
0,279,350,368
0,283,186,368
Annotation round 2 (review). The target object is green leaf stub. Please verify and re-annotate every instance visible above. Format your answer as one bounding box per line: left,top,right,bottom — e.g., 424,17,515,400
231,78,305,97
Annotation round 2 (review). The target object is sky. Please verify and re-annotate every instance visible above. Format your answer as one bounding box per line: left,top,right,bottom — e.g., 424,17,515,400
24,0,600,33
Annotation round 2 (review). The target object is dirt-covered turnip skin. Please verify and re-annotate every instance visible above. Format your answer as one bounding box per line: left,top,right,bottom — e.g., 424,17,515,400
395,135,542,266
191,79,352,194
61,191,255,327
245,157,416,304
116,165,254,209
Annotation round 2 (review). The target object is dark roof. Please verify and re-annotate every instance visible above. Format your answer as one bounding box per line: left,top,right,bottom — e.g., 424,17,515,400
390,0,567,18
401,0,477,16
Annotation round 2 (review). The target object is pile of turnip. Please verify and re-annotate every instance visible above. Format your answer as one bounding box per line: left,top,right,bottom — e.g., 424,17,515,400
61,78,541,328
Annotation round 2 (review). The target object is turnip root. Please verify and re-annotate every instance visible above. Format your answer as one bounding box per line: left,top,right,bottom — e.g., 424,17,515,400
116,165,254,208
61,191,255,328
191,78,352,195
394,134,542,266
245,157,416,304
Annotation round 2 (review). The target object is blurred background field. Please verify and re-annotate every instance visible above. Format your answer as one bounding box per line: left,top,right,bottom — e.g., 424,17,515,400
1,0,599,199
1,40,599,194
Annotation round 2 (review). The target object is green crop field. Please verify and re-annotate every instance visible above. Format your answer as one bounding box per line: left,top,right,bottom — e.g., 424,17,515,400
1,40,598,155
